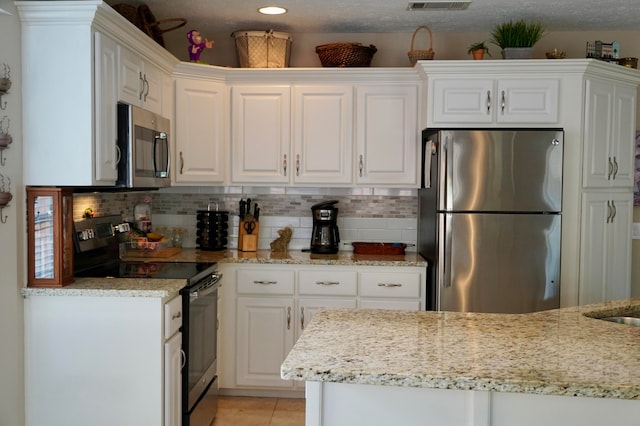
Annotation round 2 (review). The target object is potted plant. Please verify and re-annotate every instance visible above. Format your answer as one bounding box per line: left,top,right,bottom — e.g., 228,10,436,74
467,41,491,60
489,19,546,59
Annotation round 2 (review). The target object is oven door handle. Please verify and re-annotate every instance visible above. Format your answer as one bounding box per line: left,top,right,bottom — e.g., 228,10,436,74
190,273,223,300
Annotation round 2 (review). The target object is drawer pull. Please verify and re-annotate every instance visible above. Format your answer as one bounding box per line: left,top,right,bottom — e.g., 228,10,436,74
287,306,291,330
254,280,277,285
378,283,402,288
171,311,182,320
315,281,340,286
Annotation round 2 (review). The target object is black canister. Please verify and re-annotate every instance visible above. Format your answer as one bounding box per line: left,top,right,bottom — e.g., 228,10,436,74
196,210,229,251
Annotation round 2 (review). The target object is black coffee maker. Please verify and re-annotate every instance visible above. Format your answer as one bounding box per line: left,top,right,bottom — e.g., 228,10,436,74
310,200,340,254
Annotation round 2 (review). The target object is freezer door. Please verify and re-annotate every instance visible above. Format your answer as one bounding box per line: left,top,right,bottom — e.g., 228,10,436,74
439,129,563,212
438,212,561,313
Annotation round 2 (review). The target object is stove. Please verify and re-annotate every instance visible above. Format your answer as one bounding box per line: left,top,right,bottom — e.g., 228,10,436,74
75,260,216,281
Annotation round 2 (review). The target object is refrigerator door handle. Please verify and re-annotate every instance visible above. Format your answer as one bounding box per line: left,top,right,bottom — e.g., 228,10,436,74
439,214,453,289
439,135,451,210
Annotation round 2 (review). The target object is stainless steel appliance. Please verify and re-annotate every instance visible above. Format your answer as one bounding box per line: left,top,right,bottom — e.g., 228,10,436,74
418,129,563,314
72,215,221,425
310,200,340,254
117,103,171,188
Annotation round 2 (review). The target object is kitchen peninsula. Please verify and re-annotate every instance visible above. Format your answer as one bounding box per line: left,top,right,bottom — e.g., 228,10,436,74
281,300,640,426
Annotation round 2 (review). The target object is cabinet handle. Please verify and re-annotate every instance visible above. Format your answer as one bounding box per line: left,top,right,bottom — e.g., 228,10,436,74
179,151,184,175
296,154,300,176
253,280,277,285
180,349,186,369
143,75,149,102
139,72,145,100
359,155,364,177
606,200,613,223
171,311,182,320
316,281,340,286
486,91,491,114
608,157,613,180
613,157,619,179
378,283,402,288
500,90,506,113
611,200,617,222
287,306,291,330
283,154,287,176
301,306,305,330
115,144,122,166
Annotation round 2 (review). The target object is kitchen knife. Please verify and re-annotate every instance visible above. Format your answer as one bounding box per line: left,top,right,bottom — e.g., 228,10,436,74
253,203,259,221
239,200,246,220
246,198,251,215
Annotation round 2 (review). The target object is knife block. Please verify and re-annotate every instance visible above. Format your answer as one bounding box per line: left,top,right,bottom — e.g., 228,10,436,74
238,218,259,252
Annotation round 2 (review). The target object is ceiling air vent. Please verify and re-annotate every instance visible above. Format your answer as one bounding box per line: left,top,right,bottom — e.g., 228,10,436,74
407,1,472,10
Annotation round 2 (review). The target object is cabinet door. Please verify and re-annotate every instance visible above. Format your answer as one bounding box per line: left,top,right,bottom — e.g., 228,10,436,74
175,78,226,184
297,298,357,334
140,61,164,115
356,85,419,186
293,86,353,184
164,332,182,426
118,44,144,107
94,32,119,184
236,297,295,388
579,192,632,304
496,79,559,124
583,78,636,189
231,86,291,184
430,79,494,124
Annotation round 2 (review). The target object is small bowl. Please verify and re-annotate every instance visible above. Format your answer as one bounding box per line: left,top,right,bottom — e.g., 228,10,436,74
619,57,638,69
0,191,12,207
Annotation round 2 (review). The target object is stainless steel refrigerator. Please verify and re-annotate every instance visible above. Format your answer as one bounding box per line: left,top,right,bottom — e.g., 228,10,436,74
418,129,563,314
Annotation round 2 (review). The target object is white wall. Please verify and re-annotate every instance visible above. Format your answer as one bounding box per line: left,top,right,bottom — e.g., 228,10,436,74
164,29,640,67
0,1,24,425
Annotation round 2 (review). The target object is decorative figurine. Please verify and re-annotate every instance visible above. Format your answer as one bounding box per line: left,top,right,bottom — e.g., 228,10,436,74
187,29,214,62
270,226,293,252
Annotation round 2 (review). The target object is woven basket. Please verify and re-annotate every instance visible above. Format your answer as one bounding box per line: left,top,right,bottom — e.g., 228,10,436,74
232,30,292,68
408,25,435,66
315,42,377,67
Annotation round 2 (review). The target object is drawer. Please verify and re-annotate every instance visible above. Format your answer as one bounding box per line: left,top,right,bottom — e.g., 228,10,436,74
298,270,357,296
359,299,421,311
359,271,421,299
237,269,295,295
164,295,183,339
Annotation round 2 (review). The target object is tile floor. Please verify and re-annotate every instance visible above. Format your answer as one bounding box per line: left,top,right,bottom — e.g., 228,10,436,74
212,396,305,426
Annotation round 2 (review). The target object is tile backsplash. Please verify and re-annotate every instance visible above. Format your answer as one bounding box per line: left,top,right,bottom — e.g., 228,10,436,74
73,190,418,251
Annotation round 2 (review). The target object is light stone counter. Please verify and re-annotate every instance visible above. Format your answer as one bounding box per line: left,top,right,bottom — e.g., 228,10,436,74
281,298,640,400
21,277,186,298
22,249,426,298
147,248,427,267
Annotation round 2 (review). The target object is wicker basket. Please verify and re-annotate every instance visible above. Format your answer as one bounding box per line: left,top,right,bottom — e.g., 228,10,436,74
315,42,377,67
232,30,292,68
408,25,435,66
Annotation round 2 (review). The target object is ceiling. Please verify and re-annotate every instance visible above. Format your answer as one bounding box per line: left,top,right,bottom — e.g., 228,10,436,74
106,0,640,36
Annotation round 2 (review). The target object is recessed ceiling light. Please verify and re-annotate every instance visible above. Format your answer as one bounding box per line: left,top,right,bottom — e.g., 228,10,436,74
258,6,287,15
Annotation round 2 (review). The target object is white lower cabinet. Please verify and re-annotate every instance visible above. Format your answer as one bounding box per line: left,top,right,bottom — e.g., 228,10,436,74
219,263,425,394
579,192,632,305
24,293,183,426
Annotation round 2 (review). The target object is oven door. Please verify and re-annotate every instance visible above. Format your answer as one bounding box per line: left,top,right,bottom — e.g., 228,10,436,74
183,272,222,425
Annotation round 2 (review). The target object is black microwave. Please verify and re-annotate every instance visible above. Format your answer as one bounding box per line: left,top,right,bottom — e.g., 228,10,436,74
117,103,171,188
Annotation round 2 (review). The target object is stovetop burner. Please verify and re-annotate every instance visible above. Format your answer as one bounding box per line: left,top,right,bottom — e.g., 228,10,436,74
75,261,216,282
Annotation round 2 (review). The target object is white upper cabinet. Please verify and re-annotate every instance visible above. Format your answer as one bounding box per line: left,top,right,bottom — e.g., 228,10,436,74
17,1,177,186
231,85,291,184
292,86,353,185
118,45,165,115
174,77,226,184
94,32,119,184
582,77,637,189
429,77,559,126
355,84,419,186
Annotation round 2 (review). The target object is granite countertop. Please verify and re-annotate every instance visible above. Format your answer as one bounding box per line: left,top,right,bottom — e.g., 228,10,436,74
21,277,186,298
281,299,640,400
22,249,426,297
156,249,427,267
